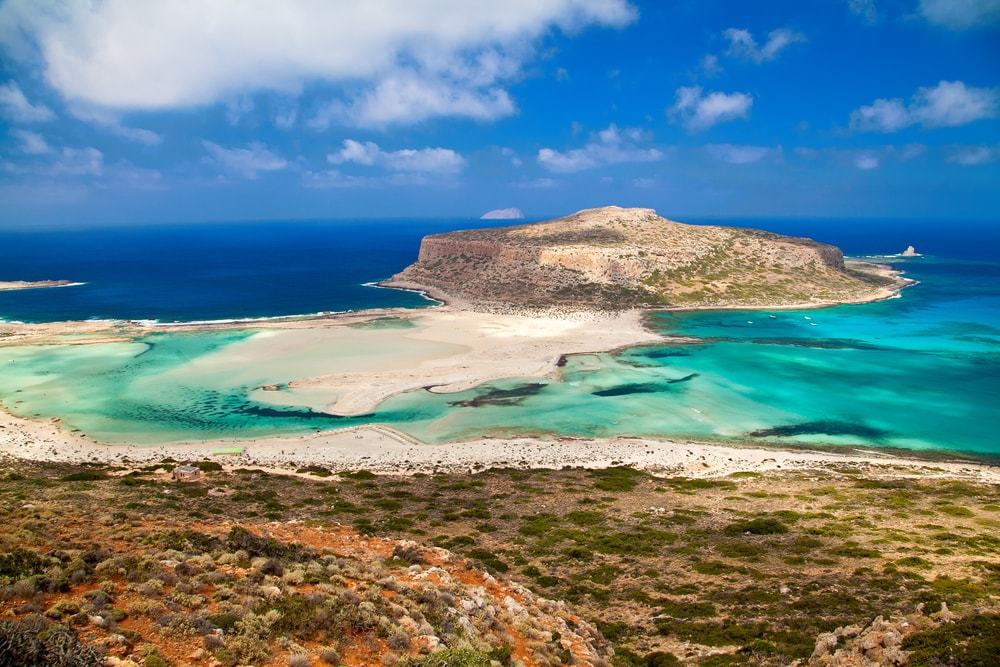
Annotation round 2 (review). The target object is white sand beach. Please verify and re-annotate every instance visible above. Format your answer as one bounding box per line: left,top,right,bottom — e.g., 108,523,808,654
2,408,997,484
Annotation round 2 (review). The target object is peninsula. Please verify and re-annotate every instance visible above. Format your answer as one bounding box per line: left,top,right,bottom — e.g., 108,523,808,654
0,279,77,291
385,206,907,310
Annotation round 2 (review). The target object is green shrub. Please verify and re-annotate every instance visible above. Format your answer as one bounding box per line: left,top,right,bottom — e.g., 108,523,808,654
588,466,646,492
0,615,104,666
724,518,789,535
903,613,1000,666
59,470,107,482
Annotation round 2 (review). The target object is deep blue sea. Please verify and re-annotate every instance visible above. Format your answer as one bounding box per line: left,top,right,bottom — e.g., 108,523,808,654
0,217,996,323
1,219,496,323
1,218,998,456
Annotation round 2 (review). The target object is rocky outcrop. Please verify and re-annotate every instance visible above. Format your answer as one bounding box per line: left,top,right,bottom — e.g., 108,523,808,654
808,604,953,666
385,206,901,310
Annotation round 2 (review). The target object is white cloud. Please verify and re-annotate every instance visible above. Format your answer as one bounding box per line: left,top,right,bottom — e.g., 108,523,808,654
202,141,287,179
723,28,805,63
328,139,466,174
911,81,999,127
500,147,523,168
537,124,663,172
899,143,927,160
302,169,433,189
797,145,927,171
850,98,911,132
274,105,298,130
0,0,635,128
225,97,254,126
312,74,516,128
853,153,881,170
70,107,162,145
9,128,50,154
847,0,880,25
51,147,104,176
706,144,778,164
918,0,1000,29
851,80,999,132
947,145,998,165
669,86,753,132
0,81,54,122
513,177,558,189
700,54,722,77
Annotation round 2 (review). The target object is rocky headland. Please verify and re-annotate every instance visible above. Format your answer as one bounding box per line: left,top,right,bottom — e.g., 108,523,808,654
384,206,908,311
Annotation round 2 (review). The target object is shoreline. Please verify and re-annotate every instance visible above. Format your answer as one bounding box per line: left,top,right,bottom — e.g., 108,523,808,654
0,260,937,473
1,408,997,483
0,410,1000,484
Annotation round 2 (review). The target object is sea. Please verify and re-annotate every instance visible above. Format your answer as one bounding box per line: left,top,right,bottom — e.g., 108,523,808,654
1,218,998,457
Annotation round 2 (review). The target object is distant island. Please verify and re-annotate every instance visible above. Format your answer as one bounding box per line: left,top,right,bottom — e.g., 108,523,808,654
0,279,78,291
480,207,524,220
385,206,908,311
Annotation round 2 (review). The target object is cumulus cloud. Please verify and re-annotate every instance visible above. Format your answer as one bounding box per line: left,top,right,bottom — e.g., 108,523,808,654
328,139,466,174
706,144,778,164
669,86,753,132
202,141,288,179
918,0,1000,29
850,80,999,132
723,28,806,63
9,128,51,154
311,75,516,129
537,124,663,172
0,0,635,128
0,81,54,122
947,145,998,165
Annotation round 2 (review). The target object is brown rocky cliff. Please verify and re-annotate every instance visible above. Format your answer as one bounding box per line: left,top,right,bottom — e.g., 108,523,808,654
385,206,896,310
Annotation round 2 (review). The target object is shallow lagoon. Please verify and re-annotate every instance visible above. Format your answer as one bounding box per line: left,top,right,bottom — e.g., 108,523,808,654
0,256,998,455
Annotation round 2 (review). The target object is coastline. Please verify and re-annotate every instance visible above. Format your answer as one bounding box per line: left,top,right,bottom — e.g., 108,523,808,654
2,408,997,483
0,260,939,470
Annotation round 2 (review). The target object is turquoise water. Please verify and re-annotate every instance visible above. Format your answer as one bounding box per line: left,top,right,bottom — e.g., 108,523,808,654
1,255,998,456
386,255,999,455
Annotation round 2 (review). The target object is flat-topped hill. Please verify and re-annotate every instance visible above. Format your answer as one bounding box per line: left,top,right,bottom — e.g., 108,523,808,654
385,206,904,310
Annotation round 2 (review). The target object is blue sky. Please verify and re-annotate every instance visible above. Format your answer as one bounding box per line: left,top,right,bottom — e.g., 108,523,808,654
0,0,997,227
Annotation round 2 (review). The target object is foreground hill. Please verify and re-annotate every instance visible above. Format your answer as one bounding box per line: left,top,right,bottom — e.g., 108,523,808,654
385,206,905,310
1,461,997,666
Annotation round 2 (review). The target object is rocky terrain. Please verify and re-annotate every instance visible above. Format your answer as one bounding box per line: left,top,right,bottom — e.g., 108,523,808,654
2,460,997,666
385,207,906,311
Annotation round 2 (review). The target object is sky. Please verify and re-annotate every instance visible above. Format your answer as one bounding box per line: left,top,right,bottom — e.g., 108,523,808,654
0,0,998,227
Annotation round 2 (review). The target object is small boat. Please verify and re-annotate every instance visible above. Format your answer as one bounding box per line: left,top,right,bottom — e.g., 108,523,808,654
747,320,753,324
809,322,818,326
804,316,812,320
769,314,777,319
